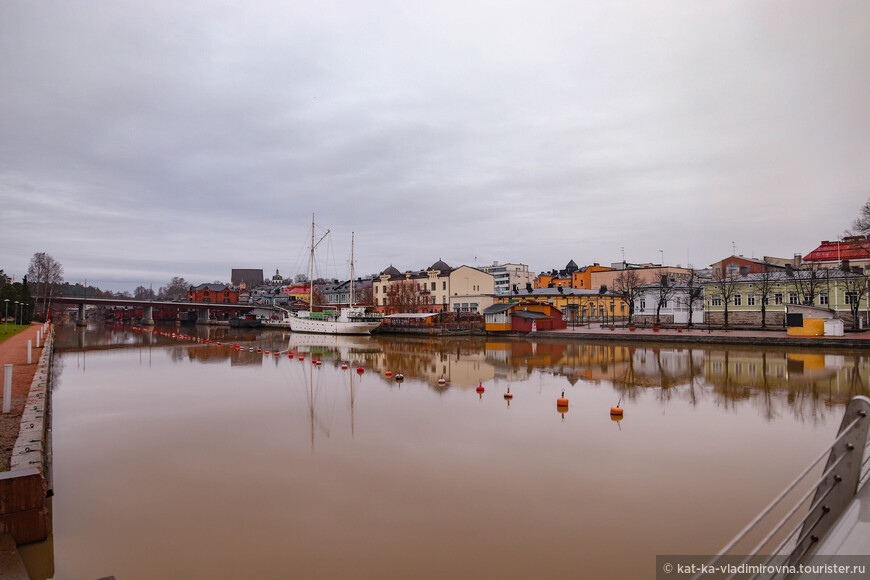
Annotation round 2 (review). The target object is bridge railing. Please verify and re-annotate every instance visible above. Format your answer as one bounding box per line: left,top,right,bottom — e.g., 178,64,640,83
692,396,870,579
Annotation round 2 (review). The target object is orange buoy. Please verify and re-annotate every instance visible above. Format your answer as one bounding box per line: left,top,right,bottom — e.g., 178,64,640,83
298,356,304,361
610,406,624,416
265,350,270,355
386,371,393,377
504,387,513,399
556,390,569,407
476,381,484,393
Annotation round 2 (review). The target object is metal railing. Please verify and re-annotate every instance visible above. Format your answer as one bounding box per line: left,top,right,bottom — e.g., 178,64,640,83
694,396,870,579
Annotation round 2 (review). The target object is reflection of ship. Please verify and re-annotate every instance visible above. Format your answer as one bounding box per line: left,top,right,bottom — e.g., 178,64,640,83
288,333,379,363
289,217,382,335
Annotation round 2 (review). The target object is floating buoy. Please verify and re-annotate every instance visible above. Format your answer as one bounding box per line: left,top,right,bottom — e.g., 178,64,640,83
610,406,623,416
385,371,393,377
357,366,364,374
504,387,513,399
298,356,304,361
395,374,404,382
438,378,446,385
265,350,270,355
341,364,348,370
476,381,484,393
556,390,569,407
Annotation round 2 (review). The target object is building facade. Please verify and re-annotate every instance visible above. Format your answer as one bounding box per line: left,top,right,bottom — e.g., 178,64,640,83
188,284,239,304
703,270,869,328
482,261,534,295
373,261,493,315
803,236,870,273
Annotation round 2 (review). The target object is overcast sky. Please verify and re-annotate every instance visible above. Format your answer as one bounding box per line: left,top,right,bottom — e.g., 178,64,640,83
2,1,868,291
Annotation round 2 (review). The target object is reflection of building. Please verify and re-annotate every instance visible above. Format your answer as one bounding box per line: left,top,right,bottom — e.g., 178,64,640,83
704,349,868,403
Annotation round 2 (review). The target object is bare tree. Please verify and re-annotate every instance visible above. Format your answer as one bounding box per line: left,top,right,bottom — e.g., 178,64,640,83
755,269,777,328
684,269,704,328
158,276,189,300
841,273,869,329
612,269,643,324
709,272,740,329
26,252,64,318
294,273,310,284
852,197,870,235
653,275,677,326
790,265,829,306
385,279,429,313
134,285,156,299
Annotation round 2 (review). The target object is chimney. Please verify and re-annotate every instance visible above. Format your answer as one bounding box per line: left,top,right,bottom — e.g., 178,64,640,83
793,254,802,268
785,264,794,277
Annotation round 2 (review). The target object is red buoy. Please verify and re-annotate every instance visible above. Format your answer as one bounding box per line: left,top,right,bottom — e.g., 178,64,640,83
357,366,365,374
476,381,484,393
504,387,513,399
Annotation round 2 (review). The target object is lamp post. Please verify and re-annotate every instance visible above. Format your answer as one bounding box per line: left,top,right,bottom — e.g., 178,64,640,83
13,301,19,330
3,299,8,334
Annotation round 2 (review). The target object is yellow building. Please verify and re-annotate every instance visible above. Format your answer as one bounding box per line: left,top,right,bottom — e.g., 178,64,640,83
493,287,628,324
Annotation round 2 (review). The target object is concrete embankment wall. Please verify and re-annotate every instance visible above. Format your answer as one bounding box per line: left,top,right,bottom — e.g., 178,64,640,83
0,325,52,545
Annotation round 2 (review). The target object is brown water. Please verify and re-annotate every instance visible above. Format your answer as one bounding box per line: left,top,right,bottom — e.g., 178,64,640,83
20,324,870,579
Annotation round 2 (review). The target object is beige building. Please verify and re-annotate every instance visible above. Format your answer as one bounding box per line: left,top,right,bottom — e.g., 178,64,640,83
591,264,694,291
374,261,493,315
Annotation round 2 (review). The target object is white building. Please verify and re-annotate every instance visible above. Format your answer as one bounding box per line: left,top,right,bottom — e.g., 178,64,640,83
482,262,534,295
635,282,706,325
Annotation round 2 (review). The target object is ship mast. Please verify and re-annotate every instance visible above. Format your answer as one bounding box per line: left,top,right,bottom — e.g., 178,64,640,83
307,213,329,312
350,232,355,308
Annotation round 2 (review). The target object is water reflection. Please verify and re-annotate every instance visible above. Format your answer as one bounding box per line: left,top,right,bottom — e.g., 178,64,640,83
55,324,870,412
30,324,870,580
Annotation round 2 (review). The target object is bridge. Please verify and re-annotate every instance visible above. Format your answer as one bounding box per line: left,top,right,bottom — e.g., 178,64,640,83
52,296,278,326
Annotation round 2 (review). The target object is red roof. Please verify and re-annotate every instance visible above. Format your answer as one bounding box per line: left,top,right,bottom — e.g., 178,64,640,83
804,236,870,262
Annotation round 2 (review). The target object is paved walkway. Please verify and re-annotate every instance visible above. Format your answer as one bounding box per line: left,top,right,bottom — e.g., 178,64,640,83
1,324,46,470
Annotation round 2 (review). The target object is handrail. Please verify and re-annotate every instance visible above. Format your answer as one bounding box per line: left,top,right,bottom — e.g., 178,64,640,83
693,396,870,580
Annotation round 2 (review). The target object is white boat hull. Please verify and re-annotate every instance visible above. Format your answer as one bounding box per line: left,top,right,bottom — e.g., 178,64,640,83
288,317,380,335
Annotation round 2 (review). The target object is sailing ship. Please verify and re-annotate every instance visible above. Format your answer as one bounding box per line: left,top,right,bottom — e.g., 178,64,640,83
289,215,383,335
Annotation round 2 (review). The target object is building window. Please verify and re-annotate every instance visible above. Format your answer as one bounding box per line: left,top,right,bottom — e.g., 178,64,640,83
802,293,812,305
845,291,858,305
639,299,646,311
788,292,798,305
431,282,436,291
819,291,829,306
775,293,783,305
443,281,447,290
747,294,756,306
711,295,723,307
733,294,742,306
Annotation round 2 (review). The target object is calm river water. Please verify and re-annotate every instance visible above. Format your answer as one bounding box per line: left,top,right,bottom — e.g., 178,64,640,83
19,323,870,579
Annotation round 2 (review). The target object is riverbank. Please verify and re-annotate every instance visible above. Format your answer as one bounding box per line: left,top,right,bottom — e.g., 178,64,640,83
1,325,46,470
530,323,870,348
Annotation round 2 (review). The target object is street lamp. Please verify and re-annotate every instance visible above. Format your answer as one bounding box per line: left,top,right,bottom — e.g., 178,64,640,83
13,301,19,329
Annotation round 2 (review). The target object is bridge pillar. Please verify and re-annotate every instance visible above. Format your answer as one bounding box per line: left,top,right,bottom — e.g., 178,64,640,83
196,308,210,325
142,305,154,326
76,303,87,326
